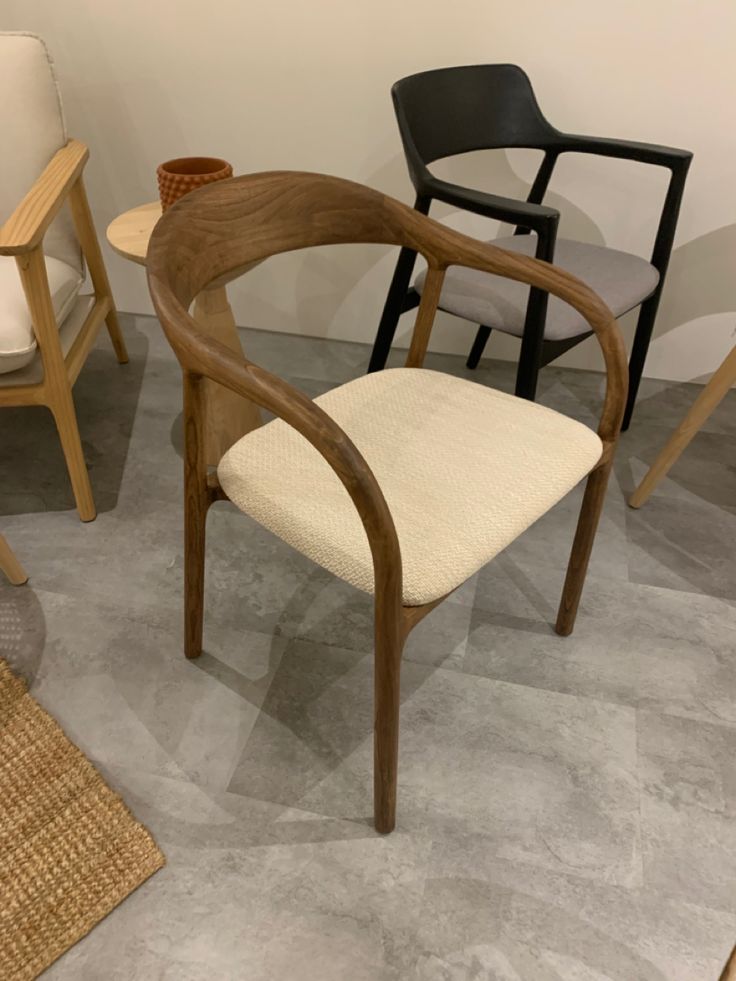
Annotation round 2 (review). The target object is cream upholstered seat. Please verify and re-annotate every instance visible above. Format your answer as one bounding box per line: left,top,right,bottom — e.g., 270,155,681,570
415,235,660,342
219,367,602,606
0,255,82,373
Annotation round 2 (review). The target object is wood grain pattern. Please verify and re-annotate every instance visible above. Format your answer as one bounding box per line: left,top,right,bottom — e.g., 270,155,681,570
106,201,162,266
629,344,736,509
0,139,88,255
146,171,627,832
0,140,128,520
0,534,27,585
405,266,445,368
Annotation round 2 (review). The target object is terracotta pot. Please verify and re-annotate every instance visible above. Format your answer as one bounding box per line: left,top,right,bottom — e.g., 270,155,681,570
156,156,233,211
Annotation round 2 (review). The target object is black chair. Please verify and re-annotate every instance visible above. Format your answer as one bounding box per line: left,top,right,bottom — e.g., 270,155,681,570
368,64,692,429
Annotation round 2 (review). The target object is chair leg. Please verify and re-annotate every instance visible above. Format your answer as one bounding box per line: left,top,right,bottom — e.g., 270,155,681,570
105,307,129,365
368,246,420,373
630,345,736,508
555,461,613,636
49,389,96,522
373,599,405,834
622,296,659,431
68,177,129,366
0,534,28,585
466,325,492,369
514,290,548,401
514,355,540,400
183,372,209,659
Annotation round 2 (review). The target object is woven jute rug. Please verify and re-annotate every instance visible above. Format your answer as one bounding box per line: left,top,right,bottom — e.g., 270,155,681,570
0,658,165,979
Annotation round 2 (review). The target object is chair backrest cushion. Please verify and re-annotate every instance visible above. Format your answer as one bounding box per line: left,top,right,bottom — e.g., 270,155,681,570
393,65,559,167
0,32,82,273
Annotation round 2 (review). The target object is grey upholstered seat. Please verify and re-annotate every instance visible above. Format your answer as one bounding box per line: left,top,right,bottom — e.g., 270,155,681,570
415,235,659,342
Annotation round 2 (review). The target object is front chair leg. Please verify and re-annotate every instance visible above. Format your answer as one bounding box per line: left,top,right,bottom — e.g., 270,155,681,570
466,325,492,369
49,388,96,522
0,534,28,585
183,372,210,658
555,460,613,636
373,603,405,833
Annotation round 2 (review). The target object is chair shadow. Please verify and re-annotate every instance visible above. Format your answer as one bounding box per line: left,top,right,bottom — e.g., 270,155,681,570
194,553,444,833
0,580,46,686
0,315,148,517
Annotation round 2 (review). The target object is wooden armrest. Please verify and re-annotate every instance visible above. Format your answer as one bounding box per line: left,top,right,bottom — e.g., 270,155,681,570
0,139,89,256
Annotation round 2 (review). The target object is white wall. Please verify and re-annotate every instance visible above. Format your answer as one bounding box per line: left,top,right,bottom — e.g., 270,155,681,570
5,0,736,381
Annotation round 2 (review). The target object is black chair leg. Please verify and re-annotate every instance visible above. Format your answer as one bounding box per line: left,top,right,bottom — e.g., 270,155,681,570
623,296,660,431
514,354,540,400
368,246,420,372
466,325,492,368
513,290,548,401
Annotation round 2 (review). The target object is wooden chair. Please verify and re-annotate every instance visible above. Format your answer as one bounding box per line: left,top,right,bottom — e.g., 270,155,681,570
0,33,128,522
146,171,627,833
629,344,736,508
368,65,691,430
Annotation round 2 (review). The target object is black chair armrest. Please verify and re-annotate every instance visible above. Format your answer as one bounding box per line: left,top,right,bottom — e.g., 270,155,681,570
420,173,559,233
556,134,692,171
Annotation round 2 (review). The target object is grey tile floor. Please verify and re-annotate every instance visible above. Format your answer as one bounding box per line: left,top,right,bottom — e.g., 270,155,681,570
1,314,735,980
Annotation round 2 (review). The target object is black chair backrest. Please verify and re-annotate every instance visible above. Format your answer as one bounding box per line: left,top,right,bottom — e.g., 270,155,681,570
393,64,558,168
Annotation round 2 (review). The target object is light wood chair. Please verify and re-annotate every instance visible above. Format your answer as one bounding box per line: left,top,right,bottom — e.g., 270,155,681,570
0,534,27,585
147,171,627,833
0,33,128,522
630,344,736,508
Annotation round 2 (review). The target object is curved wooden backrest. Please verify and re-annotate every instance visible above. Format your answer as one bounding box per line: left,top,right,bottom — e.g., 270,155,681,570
147,170,627,443
147,171,627,610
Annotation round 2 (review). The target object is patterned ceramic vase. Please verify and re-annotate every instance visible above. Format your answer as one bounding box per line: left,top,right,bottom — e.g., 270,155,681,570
156,157,233,211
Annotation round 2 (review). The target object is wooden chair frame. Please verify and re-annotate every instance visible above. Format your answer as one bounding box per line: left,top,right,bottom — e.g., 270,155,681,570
0,139,128,521
147,171,627,833
629,344,736,508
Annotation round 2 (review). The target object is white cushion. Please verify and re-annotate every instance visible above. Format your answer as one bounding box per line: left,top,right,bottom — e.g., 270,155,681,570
0,255,82,373
0,33,82,274
218,369,602,606
415,235,659,342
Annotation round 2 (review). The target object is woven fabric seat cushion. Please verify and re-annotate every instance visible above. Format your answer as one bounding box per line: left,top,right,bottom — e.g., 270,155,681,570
414,235,659,342
218,369,602,606
0,255,82,373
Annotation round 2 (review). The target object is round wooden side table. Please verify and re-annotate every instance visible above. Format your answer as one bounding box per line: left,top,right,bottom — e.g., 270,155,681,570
106,201,263,466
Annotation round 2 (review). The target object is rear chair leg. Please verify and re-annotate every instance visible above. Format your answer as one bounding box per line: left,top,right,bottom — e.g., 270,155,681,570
466,325,492,369
105,307,129,365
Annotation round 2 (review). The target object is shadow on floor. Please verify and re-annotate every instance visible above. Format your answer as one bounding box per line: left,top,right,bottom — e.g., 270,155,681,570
0,321,148,517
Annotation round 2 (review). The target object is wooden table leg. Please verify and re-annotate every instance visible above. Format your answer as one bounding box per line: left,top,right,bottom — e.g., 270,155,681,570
191,286,263,467
630,345,736,508
0,534,28,585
